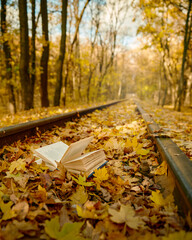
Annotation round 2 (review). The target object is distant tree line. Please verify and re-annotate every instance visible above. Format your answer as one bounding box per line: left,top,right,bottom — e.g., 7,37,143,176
133,0,192,111
0,0,129,113
0,0,191,113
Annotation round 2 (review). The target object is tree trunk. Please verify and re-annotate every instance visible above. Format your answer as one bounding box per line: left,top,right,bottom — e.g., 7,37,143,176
31,0,36,108
157,60,162,105
161,58,168,107
176,0,191,111
54,0,68,106
75,32,82,101
40,0,49,107
62,0,91,106
87,7,100,103
1,0,16,113
190,83,192,106
19,0,33,110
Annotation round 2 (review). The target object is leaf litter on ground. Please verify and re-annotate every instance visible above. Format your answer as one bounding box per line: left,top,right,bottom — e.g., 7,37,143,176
0,101,191,239
140,101,192,160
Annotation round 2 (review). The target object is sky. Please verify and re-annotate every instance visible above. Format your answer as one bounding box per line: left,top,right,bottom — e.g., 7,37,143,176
5,0,142,50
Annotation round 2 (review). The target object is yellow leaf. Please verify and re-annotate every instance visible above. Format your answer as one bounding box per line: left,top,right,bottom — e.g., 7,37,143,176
154,161,167,175
0,199,16,220
0,161,8,173
126,138,149,156
45,216,84,240
126,139,132,148
70,186,88,205
93,167,109,189
136,148,149,155
72,175,94,187
76,205,108,220
9,158,26,173
150,190,174,208
132,137,138,149
93,167,109,182
162,230,192,240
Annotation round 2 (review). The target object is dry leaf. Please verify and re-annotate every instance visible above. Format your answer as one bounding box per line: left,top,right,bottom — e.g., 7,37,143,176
109,204,145,229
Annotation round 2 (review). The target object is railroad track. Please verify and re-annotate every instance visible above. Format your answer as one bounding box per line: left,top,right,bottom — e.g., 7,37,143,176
0,100,124,149
136,102,192,216
0,100,191,239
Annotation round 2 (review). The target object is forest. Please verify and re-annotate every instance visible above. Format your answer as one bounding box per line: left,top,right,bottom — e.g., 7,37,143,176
0,0,191,114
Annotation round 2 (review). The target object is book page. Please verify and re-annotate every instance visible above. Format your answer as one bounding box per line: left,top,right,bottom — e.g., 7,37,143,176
34,141,69,167
63,150,105,170
61,136,94,164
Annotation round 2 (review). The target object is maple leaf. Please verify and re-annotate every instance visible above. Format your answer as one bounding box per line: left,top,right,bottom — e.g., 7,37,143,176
150,190,174,208
162,230,192,240
136,147,149,156
125,137,149,156
70,186,88,205
0,199,17,220
9,158,26,173
153,161,168,175
45,216,85,240
72,175,94,187
76,205,108,220
93,167,109,189
108,204,145,229
104,138,122,151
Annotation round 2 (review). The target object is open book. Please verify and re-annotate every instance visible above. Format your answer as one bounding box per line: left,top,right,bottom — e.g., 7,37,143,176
34,136,107,176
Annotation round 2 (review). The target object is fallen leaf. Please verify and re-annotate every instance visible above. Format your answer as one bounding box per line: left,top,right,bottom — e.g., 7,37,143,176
12,201,29,220
150,190,174,208
72,175,94,187
45,216,85,240
0,199,16,220
70,186,88,205
109,204,145,229
76,202,108,220
9,159,26,173
5,172,29,188
162,230,192,240
93,167,109,189
153,161,168,175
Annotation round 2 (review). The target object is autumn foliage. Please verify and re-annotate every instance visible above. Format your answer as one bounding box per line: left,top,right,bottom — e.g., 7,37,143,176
0,102,191,239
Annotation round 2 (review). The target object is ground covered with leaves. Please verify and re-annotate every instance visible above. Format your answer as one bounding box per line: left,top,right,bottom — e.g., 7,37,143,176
140,102,192,161
0,101,191,239
0,102,103,128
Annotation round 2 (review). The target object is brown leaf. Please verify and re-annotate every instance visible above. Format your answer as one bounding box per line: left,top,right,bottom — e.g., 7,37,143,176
40,173,53,190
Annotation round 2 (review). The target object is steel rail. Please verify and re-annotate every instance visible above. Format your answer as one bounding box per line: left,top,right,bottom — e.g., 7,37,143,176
0,100,124,148
136,101,192,216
